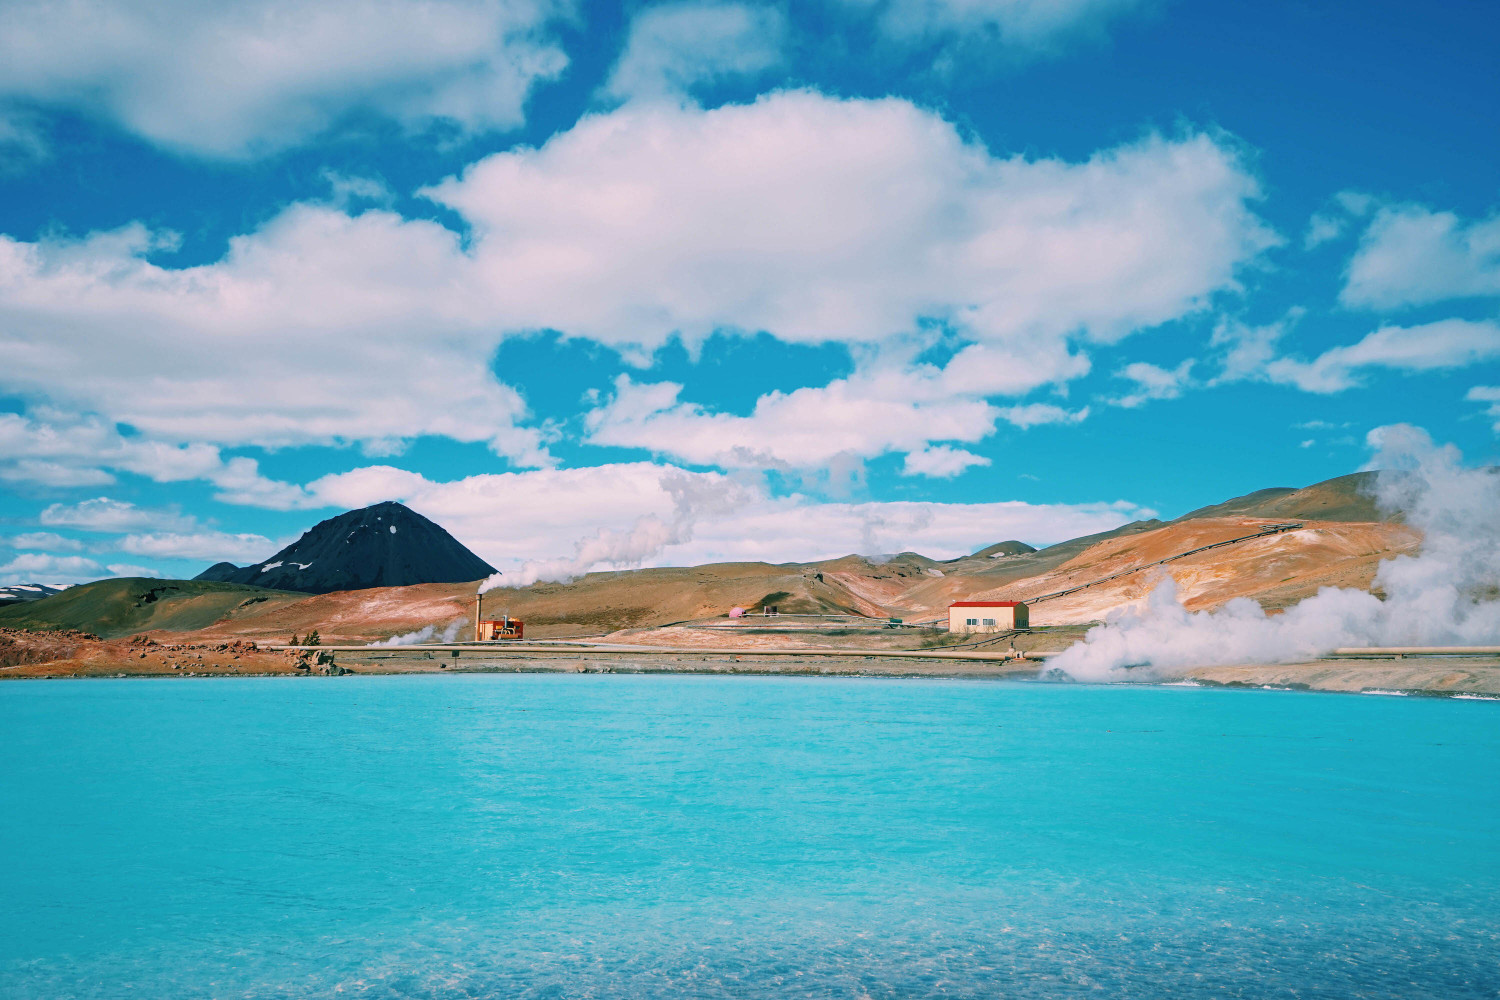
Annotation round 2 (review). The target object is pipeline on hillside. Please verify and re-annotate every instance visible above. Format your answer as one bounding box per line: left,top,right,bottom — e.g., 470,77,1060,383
1023,522,1306,606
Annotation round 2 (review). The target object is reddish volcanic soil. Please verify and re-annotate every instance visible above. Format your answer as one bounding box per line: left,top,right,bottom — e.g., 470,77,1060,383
0,629,300,678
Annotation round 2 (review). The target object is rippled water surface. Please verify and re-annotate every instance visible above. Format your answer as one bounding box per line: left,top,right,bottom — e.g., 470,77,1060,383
3,674,1497,998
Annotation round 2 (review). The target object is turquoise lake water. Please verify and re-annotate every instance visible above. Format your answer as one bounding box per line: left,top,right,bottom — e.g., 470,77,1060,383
2,674,1497,998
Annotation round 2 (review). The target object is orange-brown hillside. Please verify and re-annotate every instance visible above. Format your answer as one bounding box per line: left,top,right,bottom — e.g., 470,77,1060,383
0,472,1420,649
148,516,1416,645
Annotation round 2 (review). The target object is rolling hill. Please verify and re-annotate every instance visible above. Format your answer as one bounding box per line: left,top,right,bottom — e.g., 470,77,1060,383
0,578,306,639
1172,471,1390,523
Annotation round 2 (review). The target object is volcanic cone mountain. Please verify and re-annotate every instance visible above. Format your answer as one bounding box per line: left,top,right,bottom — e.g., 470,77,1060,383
195,502,496,594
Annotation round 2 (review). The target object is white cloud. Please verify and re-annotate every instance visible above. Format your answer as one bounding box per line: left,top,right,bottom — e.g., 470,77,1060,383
105,563,164,579
997,402,1089,428
0,215,551,465
1209,312,1295,384
114,531,277,563
902,445,992,478
602,2,784,103
0,412,305,505
1206,311,1500,395
1264,319,1500,393
429,95,1274,352
0,552,104,586
1301,191,1374,251
39,497,197,534
0,93,1271,470
0,459,116,487
1106,358,1193,408
320,169,395,209
1303,211,1345,250
483,96,1265,468
857,0,1150,50
1467,385,1500,432
295,460,1154,574
6,532,84,551
585,371,1001,469
1342,203,1500,309
1334,191,1375,217
0,0,570,158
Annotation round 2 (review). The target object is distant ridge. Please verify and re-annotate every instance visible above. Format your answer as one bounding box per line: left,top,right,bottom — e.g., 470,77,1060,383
194,501,496,594
0,583,71,607
195,562,241,583
970,540,1038,559
1173,472,1389,524
0,578,303,638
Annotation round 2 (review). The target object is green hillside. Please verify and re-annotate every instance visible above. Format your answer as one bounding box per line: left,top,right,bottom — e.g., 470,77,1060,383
0,578,306,639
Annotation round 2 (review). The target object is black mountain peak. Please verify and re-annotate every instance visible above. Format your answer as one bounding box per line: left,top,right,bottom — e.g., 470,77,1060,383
194,501,495,594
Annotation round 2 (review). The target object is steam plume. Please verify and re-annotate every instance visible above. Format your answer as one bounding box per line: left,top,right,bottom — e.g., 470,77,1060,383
478,472,750,592
1050,425,1500,681
367,618,468,647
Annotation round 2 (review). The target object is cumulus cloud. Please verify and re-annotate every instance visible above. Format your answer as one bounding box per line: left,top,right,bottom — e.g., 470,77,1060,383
583,343,1100,472
1263,319,1500,393
293,460,1154,575
1342,203,1500,309
0,552,105,585
902,445,991,478
1301,191,1373,251
320,169,395,210
0,214,552,465
1206,313,1500,396
1106,359,1193,408
0,460,115,488
429,96,1273,352
6,532,84,552
998,402,1089,428
1209,312,1295,384
1303,211,1346,250
114,531,277,563
0,93,1271,471
585,372,1001,469
0,412,304,503
38,497,197,534
0,0,570,158
602,2,784,103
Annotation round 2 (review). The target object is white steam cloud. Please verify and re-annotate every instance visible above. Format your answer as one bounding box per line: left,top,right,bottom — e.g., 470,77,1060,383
367,618,468,647
478,472,752,592
1050,425,1500,681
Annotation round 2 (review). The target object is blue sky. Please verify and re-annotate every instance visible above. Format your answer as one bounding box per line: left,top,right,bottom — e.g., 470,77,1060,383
0,0,1497,585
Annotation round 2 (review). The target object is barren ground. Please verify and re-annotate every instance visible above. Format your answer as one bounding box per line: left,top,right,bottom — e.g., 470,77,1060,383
4,510,1490,698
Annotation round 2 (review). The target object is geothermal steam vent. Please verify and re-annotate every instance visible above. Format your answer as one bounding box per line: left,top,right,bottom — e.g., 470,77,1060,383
196,501,495,594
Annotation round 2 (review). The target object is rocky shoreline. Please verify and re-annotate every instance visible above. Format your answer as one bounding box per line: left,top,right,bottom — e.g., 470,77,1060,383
4,626,1499,698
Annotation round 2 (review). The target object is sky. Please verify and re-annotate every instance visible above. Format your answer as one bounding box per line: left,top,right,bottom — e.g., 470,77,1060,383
0,0,1497,586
